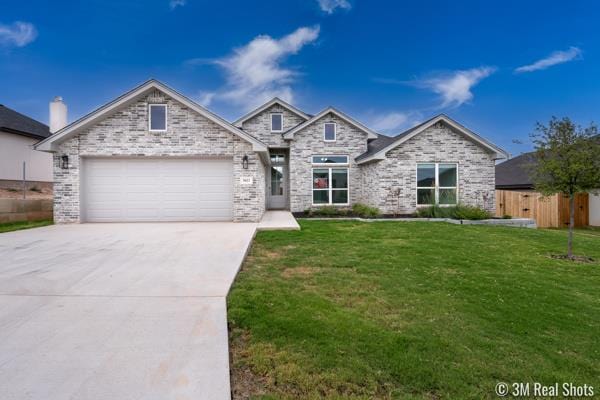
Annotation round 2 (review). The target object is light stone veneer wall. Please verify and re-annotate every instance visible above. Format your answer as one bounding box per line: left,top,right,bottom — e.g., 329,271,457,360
241,104,307,147
360,122,497,214
288,113,368,212
53,90,265,223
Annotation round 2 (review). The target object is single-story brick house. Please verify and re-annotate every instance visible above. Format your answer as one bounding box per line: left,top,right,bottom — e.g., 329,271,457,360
35,79,508,223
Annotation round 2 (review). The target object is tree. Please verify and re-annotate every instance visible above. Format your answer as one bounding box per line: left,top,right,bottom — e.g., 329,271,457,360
531,117,600,258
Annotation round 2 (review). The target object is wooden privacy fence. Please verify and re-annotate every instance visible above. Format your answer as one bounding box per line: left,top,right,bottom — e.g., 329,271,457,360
495,190,588,228
0,199,53,223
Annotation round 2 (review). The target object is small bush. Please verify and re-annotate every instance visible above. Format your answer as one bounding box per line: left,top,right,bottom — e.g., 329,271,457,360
352,203,381,218
30,186,42,193
416,204,491,220
5,188,18,193
453,204,491,220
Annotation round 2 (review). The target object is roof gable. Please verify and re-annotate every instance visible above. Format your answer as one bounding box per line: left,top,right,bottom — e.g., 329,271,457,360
35,80,267,152
0,105,50,139
356,114,509,163
233,97,310,128
282,107,378,140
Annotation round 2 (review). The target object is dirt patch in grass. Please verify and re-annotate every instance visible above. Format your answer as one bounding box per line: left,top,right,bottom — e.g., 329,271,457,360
281,266,320,278
549,254,595,263
229,329,268,400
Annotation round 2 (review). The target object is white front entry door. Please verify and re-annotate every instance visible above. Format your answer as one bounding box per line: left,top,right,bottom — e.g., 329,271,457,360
82,158,233,222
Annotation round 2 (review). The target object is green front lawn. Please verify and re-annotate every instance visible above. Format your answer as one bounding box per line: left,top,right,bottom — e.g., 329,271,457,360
0,219,53,233
228,221,600,399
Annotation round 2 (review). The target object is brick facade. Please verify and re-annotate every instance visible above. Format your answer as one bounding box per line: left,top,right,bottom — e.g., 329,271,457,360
360,122,497,214
287,113,369,212
53,91,265,223
241,104,306,148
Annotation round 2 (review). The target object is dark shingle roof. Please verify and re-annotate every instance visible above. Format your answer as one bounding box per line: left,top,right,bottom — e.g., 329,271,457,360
0,105,51,139
355,115,440,161
495,152,537,189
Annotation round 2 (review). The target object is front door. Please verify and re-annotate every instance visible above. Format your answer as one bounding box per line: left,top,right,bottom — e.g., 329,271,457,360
268,153,287,209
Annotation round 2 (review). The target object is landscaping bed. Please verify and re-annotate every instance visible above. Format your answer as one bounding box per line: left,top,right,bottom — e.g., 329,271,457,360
228,220,600,399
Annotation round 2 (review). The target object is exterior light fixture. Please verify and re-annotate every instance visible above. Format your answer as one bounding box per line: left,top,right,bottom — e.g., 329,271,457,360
242,155,249,169
61,155,69,169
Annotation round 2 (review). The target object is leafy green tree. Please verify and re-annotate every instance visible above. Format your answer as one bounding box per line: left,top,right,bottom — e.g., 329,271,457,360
531,117,600,258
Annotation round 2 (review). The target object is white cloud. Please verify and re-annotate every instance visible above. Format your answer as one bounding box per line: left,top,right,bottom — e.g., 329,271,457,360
417,67,496,108
203,25,320,110
369,111,423,134
196,91,216,107
317,0,352,14
0,21,37,47
515,46,582,73
169,0,186,10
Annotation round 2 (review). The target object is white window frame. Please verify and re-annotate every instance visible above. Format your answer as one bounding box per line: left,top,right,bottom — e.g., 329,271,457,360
311,155,349,206
148,104,167,132
323,122,337,142
416,162,458,206
270,113,283,132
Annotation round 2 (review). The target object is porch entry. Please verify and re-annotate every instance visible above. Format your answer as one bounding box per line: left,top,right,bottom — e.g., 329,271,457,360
267,151,288,210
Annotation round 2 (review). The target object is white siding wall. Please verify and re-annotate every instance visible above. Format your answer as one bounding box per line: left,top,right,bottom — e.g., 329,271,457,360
0,131,53,182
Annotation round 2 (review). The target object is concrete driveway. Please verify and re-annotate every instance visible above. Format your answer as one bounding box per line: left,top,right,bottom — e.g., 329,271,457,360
0,222,257,400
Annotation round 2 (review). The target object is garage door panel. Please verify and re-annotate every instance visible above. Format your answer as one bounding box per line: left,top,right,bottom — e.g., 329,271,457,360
83,158,233,222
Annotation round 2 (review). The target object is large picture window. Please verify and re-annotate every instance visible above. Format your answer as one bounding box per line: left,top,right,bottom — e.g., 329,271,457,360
312,155,348,205
417,163,457,205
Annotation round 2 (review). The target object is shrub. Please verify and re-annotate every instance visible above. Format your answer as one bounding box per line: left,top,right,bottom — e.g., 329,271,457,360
453,204,491,220
30,186,42,193
416,204,491,220
352,203,380,218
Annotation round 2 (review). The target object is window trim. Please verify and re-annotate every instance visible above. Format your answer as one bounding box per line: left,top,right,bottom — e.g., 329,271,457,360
416,162,458,207
323,122,337,142
148,104,167,132
311,167,349,206
270,113,284,133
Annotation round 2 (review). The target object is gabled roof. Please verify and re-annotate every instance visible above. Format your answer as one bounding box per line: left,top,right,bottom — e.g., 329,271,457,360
35,79,268,152
282,107,379,140
356,114,509,164
495,151,536,189
233,97,311,128
0,105,51,140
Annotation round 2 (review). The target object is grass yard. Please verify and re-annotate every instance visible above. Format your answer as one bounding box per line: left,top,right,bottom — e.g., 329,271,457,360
228,221,600,399
0,219,53,233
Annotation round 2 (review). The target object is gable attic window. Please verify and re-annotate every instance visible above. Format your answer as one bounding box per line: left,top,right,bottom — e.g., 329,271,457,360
149,104,167,132
271,113,283,132
324,122,336,141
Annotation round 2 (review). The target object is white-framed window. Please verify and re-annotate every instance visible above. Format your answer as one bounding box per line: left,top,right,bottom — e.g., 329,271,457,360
416,163,458,206
149,104,167,132
312,155,348,205
324,122,336,141
271,113,283,132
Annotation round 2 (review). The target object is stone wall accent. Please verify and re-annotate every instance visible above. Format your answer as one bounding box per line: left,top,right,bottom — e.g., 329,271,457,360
360,122,497,214
53,91,264,223
241,104,306,148
288,113,369,212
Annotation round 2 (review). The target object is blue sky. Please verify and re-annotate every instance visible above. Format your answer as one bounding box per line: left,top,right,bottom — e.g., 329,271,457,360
1,0,598,155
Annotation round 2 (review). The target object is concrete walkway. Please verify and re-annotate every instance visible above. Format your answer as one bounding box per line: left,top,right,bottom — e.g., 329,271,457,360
0,222,257,400
258,210,300,231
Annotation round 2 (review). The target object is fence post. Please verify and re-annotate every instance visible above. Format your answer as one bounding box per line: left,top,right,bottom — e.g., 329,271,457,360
22,161,26,200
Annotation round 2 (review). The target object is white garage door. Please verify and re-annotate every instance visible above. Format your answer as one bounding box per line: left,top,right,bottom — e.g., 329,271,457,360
82,158,233,222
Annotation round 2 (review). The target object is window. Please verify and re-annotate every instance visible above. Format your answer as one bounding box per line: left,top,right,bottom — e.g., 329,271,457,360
271,113,283,132
417,163,458,205
312,155,348,205
270,154,285,164
149,104,167,132
311,155,348,164
324,123,336,141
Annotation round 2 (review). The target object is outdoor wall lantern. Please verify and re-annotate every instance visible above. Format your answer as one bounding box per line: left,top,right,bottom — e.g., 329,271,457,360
242,155,249,169
61,155,69,169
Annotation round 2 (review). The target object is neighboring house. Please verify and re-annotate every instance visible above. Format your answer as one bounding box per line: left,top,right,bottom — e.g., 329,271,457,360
496,151,600,227
0,104,53,187
35,79,508,223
